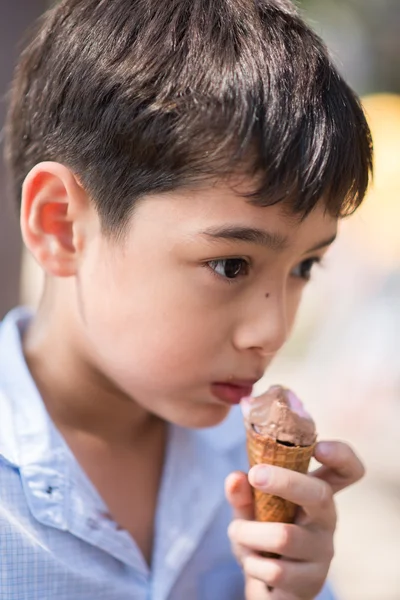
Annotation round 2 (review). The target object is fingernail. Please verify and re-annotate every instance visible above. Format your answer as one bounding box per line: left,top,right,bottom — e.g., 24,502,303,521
317,442,331,458
252,465,270,486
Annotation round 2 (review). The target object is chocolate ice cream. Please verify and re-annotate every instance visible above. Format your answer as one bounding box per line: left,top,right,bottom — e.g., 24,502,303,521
241,385,316,447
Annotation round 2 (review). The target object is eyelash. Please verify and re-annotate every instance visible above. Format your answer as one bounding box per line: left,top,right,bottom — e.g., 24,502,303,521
290,257,323,281
205,258,251,285
204,256,323,284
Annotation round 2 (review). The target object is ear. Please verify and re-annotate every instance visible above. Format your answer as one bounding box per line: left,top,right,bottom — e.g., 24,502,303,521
21,162,94,277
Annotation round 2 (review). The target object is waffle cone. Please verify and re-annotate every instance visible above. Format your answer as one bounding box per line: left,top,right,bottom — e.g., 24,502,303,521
246,428,316,523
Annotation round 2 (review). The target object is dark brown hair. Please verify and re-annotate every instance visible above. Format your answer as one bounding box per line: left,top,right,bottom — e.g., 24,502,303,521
5,0,373,235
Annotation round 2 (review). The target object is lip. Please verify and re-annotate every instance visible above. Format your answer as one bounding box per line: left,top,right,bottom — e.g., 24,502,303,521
211,382,255,405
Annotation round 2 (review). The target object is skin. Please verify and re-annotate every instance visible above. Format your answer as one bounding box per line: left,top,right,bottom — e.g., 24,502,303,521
20,162,364,596
226,441,364,599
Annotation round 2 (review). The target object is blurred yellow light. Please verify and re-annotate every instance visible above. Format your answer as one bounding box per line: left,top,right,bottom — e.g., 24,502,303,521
345,94,400,268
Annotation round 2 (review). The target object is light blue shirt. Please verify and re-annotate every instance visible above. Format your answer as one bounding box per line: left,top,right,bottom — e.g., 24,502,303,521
0,308,337,600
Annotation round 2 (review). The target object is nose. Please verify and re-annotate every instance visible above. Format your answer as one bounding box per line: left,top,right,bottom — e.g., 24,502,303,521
233,288,289,357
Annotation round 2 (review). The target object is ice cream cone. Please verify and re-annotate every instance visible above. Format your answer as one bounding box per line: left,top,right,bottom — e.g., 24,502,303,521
246,427,316,523
242,386,317,526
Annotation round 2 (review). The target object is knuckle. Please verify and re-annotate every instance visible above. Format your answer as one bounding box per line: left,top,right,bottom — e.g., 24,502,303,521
316,534,335,565
355,457,366,482
326,539,335,563
338,442,354,465
227,520,239,541
275,524,292,552
317,481,333,509
321,534,335,563
233,545,248,568
267,561,285,587
242,555,253,575
331,503,338,528
242,554,285,588
338,442,365,482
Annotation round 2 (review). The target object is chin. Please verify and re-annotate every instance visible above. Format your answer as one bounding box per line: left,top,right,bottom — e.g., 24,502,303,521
177,403,231,429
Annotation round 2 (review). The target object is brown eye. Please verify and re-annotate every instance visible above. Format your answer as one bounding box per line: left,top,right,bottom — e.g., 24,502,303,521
291,257,320,281
208,258,249,280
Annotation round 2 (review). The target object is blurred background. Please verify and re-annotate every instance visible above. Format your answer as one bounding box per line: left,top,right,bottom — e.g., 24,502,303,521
0,1,399,599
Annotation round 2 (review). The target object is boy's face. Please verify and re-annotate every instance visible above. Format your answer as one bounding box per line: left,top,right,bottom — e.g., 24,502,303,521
71,178,337,428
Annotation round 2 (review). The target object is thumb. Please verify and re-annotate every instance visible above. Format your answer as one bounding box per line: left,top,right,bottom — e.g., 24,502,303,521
225,470,254,521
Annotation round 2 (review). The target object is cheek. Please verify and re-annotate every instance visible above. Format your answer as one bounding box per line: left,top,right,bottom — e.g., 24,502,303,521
77,252,227,388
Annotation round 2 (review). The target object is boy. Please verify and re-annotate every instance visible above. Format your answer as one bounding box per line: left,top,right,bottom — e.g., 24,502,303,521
0,0,371,598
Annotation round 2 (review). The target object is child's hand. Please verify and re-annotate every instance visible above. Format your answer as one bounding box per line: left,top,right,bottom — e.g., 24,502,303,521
225,441,365,599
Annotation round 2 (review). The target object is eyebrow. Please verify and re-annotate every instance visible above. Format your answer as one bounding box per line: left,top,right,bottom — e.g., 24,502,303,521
200,225,337,254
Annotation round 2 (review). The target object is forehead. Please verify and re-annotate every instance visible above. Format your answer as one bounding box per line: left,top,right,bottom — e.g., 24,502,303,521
129,178,338,249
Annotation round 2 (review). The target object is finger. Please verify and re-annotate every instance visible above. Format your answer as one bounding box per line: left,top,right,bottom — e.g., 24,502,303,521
244,577,271,600
225,471,254,521
243,553,326,597
248,465,336,529
312,441,365,493
228,520,333,562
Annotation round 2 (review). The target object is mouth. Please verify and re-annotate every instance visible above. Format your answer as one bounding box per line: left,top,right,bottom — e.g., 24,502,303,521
210,381,255,405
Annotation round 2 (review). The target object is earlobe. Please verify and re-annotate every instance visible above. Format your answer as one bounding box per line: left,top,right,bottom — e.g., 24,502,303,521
21,162,89,277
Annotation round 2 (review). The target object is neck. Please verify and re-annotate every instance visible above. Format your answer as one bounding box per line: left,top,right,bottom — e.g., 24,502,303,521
23,280,161,447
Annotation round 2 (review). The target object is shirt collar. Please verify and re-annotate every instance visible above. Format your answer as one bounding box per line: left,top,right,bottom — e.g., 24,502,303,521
0,307,69,530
